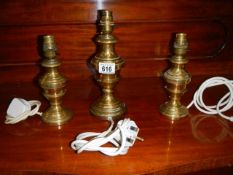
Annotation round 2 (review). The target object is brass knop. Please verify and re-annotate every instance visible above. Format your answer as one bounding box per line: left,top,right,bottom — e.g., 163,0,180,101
39,35,72,125
89,10,126,120
160,33,191,120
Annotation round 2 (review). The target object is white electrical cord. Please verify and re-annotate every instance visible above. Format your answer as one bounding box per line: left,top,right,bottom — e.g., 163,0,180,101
71,118,143,156
5,98,42,124
188,77,233,122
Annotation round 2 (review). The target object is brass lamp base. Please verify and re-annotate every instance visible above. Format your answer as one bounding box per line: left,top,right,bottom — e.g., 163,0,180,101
90,96,126,120
160,33,191,121
160,102,188,120
42,106,72,125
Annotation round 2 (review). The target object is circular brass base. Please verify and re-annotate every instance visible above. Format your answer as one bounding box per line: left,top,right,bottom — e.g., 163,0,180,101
160,102,188,120
42,106,72,126
90,97,126,120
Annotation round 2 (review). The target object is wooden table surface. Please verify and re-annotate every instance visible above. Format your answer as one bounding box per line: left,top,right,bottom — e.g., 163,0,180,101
0,76,233,175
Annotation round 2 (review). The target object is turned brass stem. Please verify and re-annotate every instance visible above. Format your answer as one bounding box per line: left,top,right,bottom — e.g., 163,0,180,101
39,35,72,125
89,10,126,120
160,33,191,120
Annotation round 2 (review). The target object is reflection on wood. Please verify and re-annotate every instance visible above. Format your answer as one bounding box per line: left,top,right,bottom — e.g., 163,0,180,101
191,114,232,143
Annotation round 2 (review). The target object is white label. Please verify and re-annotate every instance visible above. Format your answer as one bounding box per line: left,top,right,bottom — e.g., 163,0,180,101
99,62,115,74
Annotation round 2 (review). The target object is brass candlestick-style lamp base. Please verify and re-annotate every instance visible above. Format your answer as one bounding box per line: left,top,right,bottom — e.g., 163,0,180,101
90,93,126,120
160,33,191,120
90,10,126,120
160,101,188,120
42,105,72,125
39,35,72,125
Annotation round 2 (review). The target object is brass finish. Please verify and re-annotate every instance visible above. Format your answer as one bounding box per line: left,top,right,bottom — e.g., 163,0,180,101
90,10,126,120
160,33,191,120
39,35,72,125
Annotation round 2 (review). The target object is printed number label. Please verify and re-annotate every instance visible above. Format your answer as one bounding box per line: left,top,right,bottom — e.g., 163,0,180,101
99,63,115,74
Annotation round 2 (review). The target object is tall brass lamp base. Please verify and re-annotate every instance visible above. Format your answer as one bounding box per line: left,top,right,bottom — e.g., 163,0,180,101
89,10,126,120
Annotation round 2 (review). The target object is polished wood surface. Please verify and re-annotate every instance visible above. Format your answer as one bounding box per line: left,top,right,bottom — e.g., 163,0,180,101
0,76,233,175
0,0,232,25
1,0,233,174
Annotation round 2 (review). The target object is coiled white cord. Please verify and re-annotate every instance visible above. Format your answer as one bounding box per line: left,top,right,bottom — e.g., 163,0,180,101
188,77,233,122
71,118,143,156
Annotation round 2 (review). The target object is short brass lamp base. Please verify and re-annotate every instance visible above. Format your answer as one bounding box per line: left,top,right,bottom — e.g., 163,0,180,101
42,106,72,126
39,35,72,126
160,33,191,121
90,96,126,120
160,102,188,121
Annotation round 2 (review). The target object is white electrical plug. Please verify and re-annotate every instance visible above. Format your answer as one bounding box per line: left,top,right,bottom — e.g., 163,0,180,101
7,98,31,118
115,119,144,155
116,119,141,147
5,98,42,124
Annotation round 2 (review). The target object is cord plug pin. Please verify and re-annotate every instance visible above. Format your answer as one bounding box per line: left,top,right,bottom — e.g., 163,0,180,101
117,119,144,147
